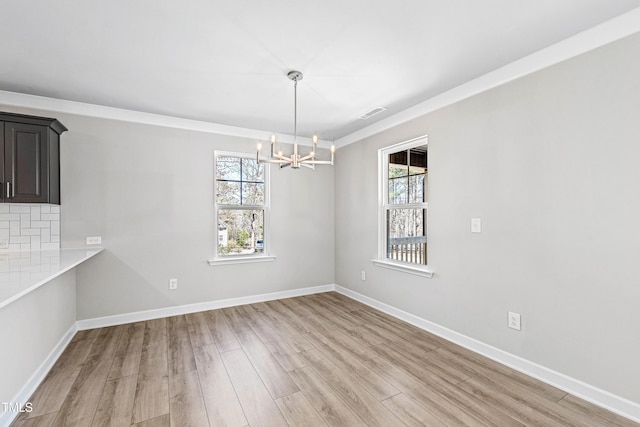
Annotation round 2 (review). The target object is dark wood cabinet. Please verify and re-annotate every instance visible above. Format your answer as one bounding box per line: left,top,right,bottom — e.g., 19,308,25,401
0,112,67,204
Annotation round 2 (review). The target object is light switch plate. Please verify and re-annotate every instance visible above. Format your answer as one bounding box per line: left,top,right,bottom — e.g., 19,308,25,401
86,236,102,245
471,218,482,233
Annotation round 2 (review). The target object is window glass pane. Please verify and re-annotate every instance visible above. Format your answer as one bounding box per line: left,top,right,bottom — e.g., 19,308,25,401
388,146,427,205
388,150,408,178
409,146,427,175
241,158,264,183
409,165,426,176
216,156,241,180
389,177,408,204
242,182,264,205
216,180,241,205
386,208,427,265
408,174,425,203
218,209,264,256
389,164,407,178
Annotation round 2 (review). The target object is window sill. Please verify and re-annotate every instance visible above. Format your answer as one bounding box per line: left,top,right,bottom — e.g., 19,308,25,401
208,255,276,266
371,259,434,278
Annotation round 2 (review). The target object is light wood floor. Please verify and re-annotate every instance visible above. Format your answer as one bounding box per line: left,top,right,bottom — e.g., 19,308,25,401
12,292,638,427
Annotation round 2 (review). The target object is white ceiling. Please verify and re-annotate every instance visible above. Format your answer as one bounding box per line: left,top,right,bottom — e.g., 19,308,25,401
2,1,640,142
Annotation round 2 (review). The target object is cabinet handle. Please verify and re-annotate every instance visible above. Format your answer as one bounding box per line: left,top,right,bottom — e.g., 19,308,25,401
6,182,11,200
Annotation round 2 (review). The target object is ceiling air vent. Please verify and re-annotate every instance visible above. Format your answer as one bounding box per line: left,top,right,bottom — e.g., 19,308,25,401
359,106,387,120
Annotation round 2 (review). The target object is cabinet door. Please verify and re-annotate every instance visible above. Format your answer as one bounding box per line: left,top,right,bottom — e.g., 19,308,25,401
4,122,50,203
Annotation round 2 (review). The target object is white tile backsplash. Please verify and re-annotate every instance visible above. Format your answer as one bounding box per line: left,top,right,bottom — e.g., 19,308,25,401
30,205,41,221
10,205,30,214
0,204,61,252
10,221,19,236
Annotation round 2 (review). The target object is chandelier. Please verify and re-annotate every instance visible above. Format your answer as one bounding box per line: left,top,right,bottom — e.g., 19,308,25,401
257,70,335,169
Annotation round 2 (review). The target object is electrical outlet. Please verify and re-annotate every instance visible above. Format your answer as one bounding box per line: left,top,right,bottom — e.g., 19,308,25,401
508,312,521,331
86,236,102,245
169,278,178,290
361,270,366,281
471,218,482,233
0,240,9,249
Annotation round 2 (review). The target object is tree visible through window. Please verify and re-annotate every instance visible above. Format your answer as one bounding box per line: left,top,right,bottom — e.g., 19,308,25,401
382,140,428,265
215,154,267,257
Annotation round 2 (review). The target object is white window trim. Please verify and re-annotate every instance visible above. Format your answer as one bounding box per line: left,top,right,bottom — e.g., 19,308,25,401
208,255,276,266
374,135,433,278
209,150,274,265
371,258,433,278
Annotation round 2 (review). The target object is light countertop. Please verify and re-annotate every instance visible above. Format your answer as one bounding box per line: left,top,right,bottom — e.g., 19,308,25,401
0,248,103,309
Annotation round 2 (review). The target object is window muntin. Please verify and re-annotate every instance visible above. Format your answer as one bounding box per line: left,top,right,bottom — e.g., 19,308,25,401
380,137,428,266
216,157,265,205
215,153,268,257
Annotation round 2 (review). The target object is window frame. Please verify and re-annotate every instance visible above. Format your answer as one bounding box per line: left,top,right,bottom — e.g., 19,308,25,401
209,150,275,265
374,135,433,278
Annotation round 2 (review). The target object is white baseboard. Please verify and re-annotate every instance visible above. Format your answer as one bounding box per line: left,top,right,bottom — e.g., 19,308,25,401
0,323,78,427
334,285,640,424
76,284,335,330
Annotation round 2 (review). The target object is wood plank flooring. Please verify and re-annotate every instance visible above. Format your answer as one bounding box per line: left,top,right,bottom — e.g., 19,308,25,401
11,292,638,427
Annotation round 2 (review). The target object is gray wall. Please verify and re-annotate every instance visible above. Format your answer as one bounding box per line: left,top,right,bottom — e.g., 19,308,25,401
335,32,640,404
0,270,76,404
0,107,335,320
62,116,335,319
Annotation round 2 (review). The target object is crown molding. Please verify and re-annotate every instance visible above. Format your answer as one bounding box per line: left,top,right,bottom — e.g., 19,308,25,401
335,6,640,148
0,90,332,149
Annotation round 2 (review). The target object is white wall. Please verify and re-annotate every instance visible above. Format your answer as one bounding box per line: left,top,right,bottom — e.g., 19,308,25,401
335,32,640,405
0,270,76,404
63,116,335,319
0,107,335,320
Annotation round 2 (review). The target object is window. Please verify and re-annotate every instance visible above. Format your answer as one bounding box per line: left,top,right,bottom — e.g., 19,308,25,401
376,136,431,277
213,152,271,262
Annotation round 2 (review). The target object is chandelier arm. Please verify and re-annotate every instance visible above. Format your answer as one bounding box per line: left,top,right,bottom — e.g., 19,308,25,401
257,156,290,165
255,70,334,170
298,153,315,162
304,159,334,166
